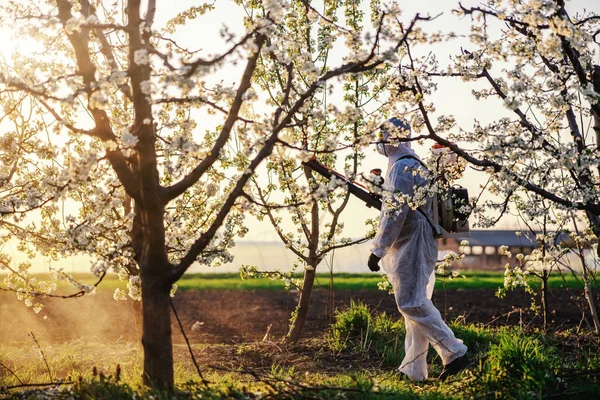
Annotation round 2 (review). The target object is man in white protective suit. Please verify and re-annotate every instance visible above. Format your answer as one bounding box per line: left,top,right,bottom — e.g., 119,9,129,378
368,117,469,381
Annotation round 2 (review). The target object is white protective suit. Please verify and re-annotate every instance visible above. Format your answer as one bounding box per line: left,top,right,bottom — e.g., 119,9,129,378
370,118,467,381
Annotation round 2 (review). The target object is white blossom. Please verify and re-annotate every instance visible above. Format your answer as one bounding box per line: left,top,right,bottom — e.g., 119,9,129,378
121,133,138,148
134,49,149,65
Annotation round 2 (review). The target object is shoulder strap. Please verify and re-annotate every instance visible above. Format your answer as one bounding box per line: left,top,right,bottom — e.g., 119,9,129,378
394,154,427,169
392,155,441,238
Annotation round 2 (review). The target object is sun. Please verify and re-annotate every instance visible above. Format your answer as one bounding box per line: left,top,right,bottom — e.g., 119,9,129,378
0,26,47,66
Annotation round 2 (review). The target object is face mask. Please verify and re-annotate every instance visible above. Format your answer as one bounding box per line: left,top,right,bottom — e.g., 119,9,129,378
376,131,388,156
375,141,387,156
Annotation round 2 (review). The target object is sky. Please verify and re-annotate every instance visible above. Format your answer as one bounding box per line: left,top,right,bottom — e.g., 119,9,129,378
1,0,599,273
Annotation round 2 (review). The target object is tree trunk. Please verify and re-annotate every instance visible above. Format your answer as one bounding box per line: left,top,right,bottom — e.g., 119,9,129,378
287,266,317,343
140,272,174,390
132,299,143,340
541,274,549,331
581,261,600,334
583,281,600,335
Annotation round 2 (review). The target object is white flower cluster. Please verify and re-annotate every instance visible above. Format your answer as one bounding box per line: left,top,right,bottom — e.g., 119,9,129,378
263,0,289,24
437,251,466,272
377,274,393,294
121,133,138,148
89,90,108,110
133,49,149,66
239,265,299,290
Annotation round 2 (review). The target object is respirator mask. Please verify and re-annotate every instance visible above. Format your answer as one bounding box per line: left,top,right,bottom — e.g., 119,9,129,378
375,132,388,156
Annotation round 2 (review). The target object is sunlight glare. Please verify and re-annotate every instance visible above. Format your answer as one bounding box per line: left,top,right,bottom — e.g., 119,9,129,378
0,26,46,67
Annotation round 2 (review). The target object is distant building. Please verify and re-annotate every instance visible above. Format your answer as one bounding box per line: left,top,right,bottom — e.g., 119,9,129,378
439,230,574,270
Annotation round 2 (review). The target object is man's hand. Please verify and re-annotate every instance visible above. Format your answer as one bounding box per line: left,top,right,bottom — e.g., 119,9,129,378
368,253,381,272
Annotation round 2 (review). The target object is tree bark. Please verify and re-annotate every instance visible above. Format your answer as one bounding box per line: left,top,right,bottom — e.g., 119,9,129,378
287,265,317,343
140,265,173,390
132,299,143,340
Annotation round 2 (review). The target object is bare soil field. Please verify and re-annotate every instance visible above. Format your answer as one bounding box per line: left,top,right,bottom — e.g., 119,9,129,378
0,287,590,346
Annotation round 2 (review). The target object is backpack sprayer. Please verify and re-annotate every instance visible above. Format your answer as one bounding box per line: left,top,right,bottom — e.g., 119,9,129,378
302,148,470,239
429,144,470,238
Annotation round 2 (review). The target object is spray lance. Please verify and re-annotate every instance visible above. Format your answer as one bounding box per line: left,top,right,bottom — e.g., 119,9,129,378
302,158,384,210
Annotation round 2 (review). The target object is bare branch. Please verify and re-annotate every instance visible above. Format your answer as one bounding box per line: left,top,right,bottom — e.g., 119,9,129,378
288,167,312,243
251,183,308,262
242,189,307,210
35,97,95,136
0,381,74,391
147,45,177,71
183,29,263,78
0,362,23,385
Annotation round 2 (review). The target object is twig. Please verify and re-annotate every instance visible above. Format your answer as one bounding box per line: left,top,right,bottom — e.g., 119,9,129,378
0,361,23,385
1,381,74,391
29,331,52,382
170,299,210,387
484,308,524,327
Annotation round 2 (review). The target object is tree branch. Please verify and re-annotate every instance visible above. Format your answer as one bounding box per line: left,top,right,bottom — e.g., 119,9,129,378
55,0,140,201
163,34,266,202
153,96,255,124
80,0,132,99
145,0,157,28
317,236,371,257
252,183,308,262
183,29,263,78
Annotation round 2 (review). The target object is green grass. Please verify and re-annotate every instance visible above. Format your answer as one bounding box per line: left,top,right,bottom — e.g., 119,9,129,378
13,270,588,294
155,270,588,291
2,312,599,399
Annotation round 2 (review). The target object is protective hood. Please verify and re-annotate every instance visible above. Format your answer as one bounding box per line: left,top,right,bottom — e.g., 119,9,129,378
376,117,420,168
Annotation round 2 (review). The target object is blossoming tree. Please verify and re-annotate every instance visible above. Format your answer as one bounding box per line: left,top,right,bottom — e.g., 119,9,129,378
0,0,432,389
388,0,600,331
238,0,401,343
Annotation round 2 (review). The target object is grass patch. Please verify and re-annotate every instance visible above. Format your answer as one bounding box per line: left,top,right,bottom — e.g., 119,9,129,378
324,303,600,399
326,300,406,367
2,318,600,399
5,270,586,294
171,271,586,291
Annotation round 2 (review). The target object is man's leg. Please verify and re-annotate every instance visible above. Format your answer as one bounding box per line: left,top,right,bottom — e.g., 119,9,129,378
394,272,467,367
398,318,430,380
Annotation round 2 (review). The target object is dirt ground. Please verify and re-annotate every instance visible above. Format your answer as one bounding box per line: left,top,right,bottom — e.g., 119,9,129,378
0,286,592,346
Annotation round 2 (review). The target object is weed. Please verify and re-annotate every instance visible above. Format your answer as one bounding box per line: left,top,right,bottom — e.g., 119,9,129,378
460,329,561,399
326,300,405,367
